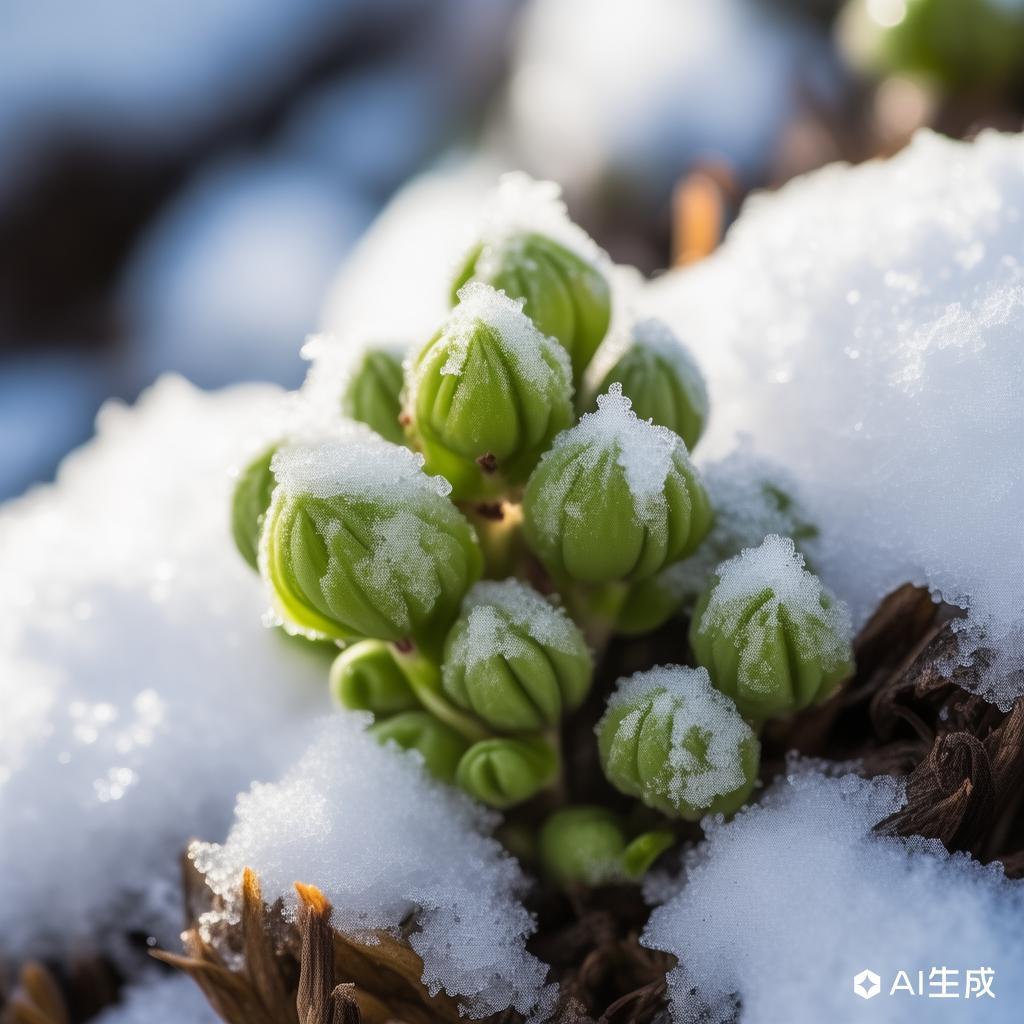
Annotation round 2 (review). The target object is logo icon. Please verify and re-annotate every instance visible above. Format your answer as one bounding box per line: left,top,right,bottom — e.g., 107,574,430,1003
854,970,881,1000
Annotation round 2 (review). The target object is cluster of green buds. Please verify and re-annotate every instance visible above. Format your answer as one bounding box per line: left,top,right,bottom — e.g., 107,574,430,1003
227,171,856,890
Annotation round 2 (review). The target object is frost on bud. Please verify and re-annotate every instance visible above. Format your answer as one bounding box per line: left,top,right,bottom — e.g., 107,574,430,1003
261,431,482,644
442,579,592,732
406,283,574,499
689,535,854,721
596,665,759,821
231,445,278,571
538,805,674,887
329,640,418,716
588,318,708,451
523,385,712,584
451,173,611,382
456,735,559,809
341,348,405,444
369,710,469,785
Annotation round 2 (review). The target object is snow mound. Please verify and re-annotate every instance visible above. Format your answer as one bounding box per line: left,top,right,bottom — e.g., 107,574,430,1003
93,973,219,1024
649,129,1024,707
190,717,554,1019
0,377,331,961
644,767,1024,1024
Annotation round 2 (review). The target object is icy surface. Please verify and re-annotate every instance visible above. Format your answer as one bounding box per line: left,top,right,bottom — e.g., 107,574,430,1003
453,579,583,668
92,973,219,1024
644,767,1024,1023
649,129,1024,707
0,377,331,960
601,666,754,811
190,717,554,1018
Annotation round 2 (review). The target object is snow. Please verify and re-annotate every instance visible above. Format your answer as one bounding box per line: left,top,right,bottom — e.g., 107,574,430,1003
694,535,853,682
451,579,585,669
0,377,332,961
503,0,835,195
649,129,1024,708
121,156,371,389
190,717,554,1019
464,172,607,276
92,973,219,1024
600,665,756,812
413,281,571,388
644,766,1024,1024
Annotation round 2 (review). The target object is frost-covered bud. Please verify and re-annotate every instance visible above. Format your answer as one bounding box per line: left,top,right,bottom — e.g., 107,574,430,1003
231,445,277,570
329,640,418,716
261,431,482,643
451,173,611,382
523,385,712,584
456,736,559,809
538,805,674,886
596,665,759,820
406,283,574,499
442,579,592,732
369,710,469,785
689,535,854,721
341,348,405,444
587,318,708,451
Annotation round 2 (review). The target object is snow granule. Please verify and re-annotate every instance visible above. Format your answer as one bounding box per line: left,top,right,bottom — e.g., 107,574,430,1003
92,973,219,1024
643,766,1024,1023
649,129,1024,707
0,378,331,961
452,579,584,669
190,716,554,1019
601,666,755,811
695,535,853,685
467,171,607,277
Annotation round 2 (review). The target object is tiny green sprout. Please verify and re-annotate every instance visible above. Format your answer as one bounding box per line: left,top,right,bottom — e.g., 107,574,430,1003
406,283,574,500
523,385,712,585
596,665,759,821
588,318,708,450
456,735,559,809
329,640,419,716
231,445,278,571
442,579,592,732
539,805,674,887
261,434,482,644
689,534,854,721
369,710,469,785
451,173,611,382
341,348,405,444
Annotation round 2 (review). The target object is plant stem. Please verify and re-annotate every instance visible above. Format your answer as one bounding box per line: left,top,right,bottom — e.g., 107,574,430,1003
389,641,490,743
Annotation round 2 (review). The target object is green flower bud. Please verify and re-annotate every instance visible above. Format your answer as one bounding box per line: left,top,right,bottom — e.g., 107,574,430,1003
587,318,708,451
523,385,712,585
451,173,611,382
406,283,574,499
689,534,854,721
596,665,759,821
369,710,469,785
456,735,559,809
341,348,405,444
615,574,684,636
231,445,278,570
261,432,482,643
329,640,418,716
442,579,592,732
539,806,674,887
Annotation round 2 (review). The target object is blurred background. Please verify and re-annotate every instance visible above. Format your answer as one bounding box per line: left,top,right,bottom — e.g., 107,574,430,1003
2,0,1023,499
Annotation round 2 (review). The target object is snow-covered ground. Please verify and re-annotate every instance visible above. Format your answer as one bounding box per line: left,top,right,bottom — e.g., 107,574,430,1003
649,129,1024,708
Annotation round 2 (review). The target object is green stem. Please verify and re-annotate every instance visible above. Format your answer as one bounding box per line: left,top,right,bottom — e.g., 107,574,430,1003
389,641,490,743
566,582,631,656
